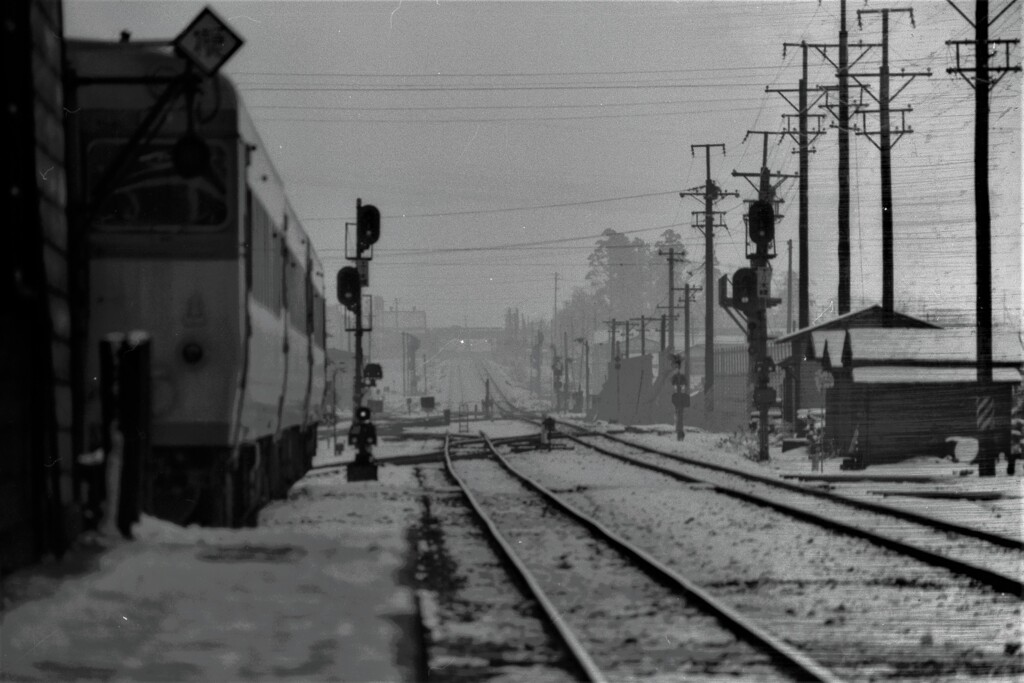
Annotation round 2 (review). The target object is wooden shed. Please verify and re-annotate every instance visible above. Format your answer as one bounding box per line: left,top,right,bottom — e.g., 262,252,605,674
775,306,939,425
813,328,1021,466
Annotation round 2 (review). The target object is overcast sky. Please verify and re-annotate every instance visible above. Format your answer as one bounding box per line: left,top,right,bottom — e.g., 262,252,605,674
66,0,1021,329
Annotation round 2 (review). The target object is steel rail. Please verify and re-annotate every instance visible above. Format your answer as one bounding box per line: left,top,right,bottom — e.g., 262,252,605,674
441,434,607,683
477,434,842,683
555,418,1023,551
554,426,1023,598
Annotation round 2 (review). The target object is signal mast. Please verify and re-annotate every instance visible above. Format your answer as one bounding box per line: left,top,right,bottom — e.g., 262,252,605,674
721,142,785,462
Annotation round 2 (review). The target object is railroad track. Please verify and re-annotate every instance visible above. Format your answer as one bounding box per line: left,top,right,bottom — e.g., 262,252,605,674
442,432,840,682
551,419,1024,598
474,365,1022,592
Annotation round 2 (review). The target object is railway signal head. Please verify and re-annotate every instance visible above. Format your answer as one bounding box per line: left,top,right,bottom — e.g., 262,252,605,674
356,406,371,422
356,203,381,252
732,267,759,313
748,200,775,247
337,266,361,311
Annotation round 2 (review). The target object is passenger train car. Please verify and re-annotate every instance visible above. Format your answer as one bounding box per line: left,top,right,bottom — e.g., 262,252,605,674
67,39,326,526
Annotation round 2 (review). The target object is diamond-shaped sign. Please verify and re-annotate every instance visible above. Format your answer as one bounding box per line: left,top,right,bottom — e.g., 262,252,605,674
174,7,243,76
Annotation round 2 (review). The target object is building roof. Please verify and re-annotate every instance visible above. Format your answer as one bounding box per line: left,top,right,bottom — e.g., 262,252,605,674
775,305,939,344
852,366,1022,384
828,328,1024,367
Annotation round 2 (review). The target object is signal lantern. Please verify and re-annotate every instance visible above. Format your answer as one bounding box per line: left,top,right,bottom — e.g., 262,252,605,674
337,266,361,311
748,200,775,246
356,406,372,422
732,267,759,313
356,204,381,252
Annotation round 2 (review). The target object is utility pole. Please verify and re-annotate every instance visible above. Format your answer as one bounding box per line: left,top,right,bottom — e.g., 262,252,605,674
630,315,649,357
623,320,631,358
682,282,701,393
658,246,688,351
838,0,851,315
401,332,407,395
854,7,931,317
808,5,879,314
732,133,797,228
552,272,559,331
681,144,737,412
946,0,1021,476
770,40,827,329
563,330,571,402
605,318,618,362
583,339,590,411
531,330,544,396
787,239,794,334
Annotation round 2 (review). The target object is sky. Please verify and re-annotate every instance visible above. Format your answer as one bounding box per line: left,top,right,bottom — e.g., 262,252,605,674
65,0,1022,329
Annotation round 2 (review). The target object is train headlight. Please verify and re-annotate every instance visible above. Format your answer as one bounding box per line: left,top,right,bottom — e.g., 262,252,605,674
182,341,204,365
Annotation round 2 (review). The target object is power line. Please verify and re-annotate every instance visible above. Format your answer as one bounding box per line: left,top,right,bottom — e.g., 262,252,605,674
247,96,766,112
254,107,772,125
304,191,686,221
229,64,834,79
237,82,770,93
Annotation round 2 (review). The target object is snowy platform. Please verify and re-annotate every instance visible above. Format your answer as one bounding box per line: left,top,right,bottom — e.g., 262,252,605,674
1,436,428,682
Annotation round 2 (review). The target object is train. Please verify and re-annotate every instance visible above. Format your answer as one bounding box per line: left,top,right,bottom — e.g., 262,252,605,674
67,39,326,527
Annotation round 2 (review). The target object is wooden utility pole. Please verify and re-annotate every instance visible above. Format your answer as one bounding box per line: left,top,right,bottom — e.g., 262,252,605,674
681,144,736,411
683,283,702,393
732,133,797,225
808,4,879,314
605,318,618,361
630,315,649,357
838,0,851,315
854,7,930,317
946,0,1020,475
658,247,688,351
771,41,826,329
787,239,794,334
552,272,559,333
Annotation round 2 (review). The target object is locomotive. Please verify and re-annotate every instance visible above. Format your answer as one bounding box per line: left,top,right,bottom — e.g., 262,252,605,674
67,39,326,526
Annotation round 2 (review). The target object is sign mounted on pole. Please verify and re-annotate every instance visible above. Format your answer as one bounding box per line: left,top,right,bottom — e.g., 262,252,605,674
756,265,772,298
174,7,244,75
815,370,835,391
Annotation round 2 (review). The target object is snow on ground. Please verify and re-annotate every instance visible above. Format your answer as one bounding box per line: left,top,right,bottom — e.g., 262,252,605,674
1,437,425,682
571,418,1024,540
505,446,1024,679
3,397,1018,681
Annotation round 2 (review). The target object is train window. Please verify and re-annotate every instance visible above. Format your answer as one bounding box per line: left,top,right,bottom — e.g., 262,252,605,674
245,194,282,313
287,253,306,329
87,139,229,231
